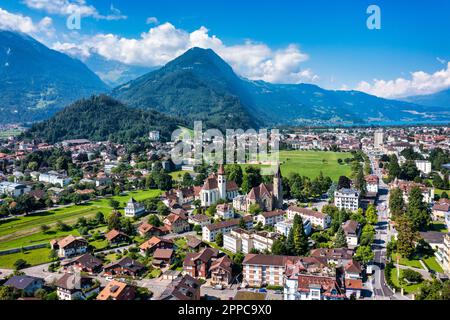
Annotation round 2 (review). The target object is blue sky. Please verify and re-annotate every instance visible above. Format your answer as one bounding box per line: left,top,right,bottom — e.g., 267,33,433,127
1,0,450,98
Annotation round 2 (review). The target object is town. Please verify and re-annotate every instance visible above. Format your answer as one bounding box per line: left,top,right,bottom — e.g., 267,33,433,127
0,126,449,301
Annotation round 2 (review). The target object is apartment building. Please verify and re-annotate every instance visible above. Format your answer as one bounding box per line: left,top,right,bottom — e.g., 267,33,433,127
223,228,280,254
202,216,253,242
334,189,360,212
255,210,285,227
365,175,379,194
242,254,286,287
0,181,31,197
286,206,331,229
415,160,432,175
275,219,312,237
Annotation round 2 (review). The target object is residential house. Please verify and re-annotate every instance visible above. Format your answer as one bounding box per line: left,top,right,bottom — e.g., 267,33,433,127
139,236,174,255
310,248,354,267
365,175,379,194
286,206,331,229
183,248,219,279
215,203,235,220
39,171,72,187
50,235,89,258
210,255,233,287
55,273,100,300
432,198,450,221
103,257,146,278
164,212,190,233
0,181,31,197
105,229,130,245
223,228,281,254
61,253,103,274
391,179,434,204
437,233,450,275
137,222,169,238
188,214,212,228
160,275,202,300
153,249,175,267
342,220,361,248
97,280,136,300
4,276,44,295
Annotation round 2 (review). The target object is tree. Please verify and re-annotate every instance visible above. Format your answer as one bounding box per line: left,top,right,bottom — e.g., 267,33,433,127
334,226,348,248
396,215,419,258
366,205,378,225
107,211,122,231
147,215,162,227
226,164,243,187
55,221,70,232
248,203,262,215
109,199,120,210
48,249,58,261
215,232,223,246
389,188,405,219
181,172,193,187
355,245,375,264
156,202,170,216
338,176,352,190
406,186,431,231
239,217,247,230
13,259,28,270
286,227,295,255
293,215,309,256
0,286,14,300
193,224,202,234
95,211,105,225
388,155,401,179
271,236,288,255
40,224,50,234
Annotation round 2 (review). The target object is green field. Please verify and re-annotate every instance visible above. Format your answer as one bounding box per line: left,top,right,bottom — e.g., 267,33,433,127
235,150,353,181
0,189,161,251
390,268,423,295
0,129,24,139
0,247,52,269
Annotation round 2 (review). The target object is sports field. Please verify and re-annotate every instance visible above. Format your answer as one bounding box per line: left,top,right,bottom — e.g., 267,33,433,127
0,189,161,252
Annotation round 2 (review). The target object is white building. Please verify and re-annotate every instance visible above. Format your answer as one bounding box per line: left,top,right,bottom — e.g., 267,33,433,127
124,198,146,218
149,131,160,141
415,160,432,175
223,229,280,254
0,182,31,197
334,189,360,212
255,210,285,227
275,219,312,237
215,203,234,220
286,206,331,229
374,130,384,149
365,175,379,194
39,171,72,187
199,165,239,207
202,216,253,242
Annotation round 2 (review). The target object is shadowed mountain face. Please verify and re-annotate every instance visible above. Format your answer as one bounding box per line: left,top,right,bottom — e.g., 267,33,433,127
404,88,450,109
0,30,109,124
113,47,450,128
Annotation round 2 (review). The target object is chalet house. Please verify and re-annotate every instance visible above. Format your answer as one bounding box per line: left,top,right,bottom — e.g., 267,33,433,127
390,179,434,204
255,210,285,227
209,255,233,287
50,235,89,258
163,212,190,234
342,220,361,248
103,257,146,278
55,273,100,301
61,253,103,274
186,235,205,251
183,247,219,279
153,249,175,267
163,187,196,206
199,165,239,207
344,260,362,280
97,280,136,300
105,229,131,245
138,222,169,238
4,276,44,295
139,236,174,255
160,275,201,300
287,206,331,229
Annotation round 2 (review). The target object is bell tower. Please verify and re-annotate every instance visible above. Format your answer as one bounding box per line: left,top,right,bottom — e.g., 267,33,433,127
218,164,227,200
273,163,283,209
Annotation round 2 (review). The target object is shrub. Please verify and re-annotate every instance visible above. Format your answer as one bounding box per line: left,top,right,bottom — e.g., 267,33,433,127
401,269,423,284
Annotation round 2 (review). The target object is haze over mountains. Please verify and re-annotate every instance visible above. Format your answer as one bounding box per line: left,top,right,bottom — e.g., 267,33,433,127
1,31,449,132
0,31,108,124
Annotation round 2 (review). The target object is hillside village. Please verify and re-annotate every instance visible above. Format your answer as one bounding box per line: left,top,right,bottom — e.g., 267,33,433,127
0,126,449,301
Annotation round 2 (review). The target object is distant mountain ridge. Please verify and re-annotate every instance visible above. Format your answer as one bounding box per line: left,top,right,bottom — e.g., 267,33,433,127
0,30,109,124
404,88,450,109
113,47,450,128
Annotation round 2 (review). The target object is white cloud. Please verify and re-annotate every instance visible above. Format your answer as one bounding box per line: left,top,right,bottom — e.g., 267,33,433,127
53,22,317,84
356,62,450,98
146,17,159,25
23,0,127,20
0,7,53,35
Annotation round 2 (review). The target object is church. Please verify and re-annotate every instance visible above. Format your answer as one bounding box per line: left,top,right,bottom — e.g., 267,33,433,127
246,165,283,212
199,165,239,207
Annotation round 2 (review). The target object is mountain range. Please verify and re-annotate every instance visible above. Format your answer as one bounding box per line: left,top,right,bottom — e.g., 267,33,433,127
0,31,108,124
1,31,449,134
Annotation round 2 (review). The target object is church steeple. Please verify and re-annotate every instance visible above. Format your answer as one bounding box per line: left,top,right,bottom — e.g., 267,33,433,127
218,164,227,200
273,163,283,209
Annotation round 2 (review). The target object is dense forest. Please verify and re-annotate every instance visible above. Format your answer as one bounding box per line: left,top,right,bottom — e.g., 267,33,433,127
24,95,184,144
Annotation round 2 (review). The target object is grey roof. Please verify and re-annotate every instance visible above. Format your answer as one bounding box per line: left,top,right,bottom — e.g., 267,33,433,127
4,275,43,290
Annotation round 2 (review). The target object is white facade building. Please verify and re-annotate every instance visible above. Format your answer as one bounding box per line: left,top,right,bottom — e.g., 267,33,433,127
275,219,312,237
334,189,360,212
39,171,72,187
286,206,331,229
415,160,432,175
0,182,31,197
124,198,146,217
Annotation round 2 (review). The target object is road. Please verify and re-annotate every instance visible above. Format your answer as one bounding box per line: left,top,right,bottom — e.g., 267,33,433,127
368,154,395,300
